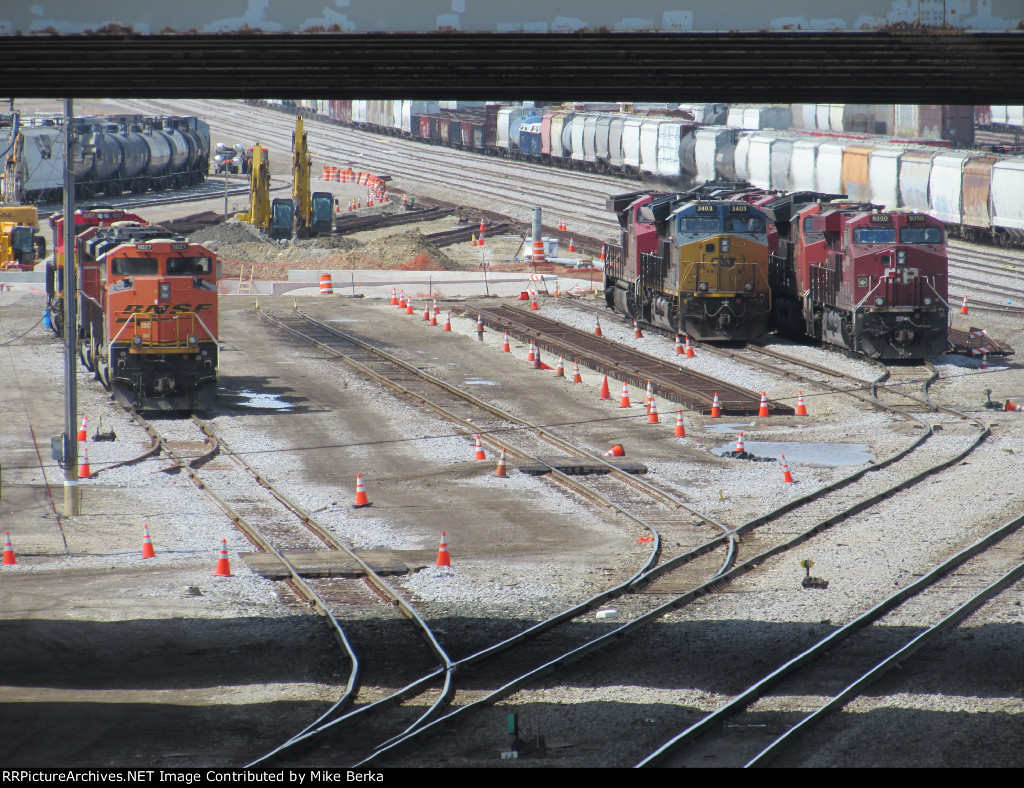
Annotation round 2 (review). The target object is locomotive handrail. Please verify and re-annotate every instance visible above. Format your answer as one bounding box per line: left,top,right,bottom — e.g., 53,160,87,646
106,309,220,351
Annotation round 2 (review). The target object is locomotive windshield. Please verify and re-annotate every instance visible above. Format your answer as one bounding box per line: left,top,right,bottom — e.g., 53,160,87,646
167,256,213,275
723,216,765,233
679,216,721,233
899,226,944,244
111,257,158,276
852,227,896,244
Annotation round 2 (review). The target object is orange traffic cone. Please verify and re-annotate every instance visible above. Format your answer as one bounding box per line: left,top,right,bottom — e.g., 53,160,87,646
141,525,156,559
390,287,398,306
479,219,486,245
603,444,625,457
648,399,660,424
433,298,440,315
443,312,452,331
734,432,745,454
553,281,560,298
961,296,969,315
600,375,611,399
3,532,16,565
595,317,603,337
474,434,487,461
494,449,508,478
436,532,452,567
353,473,372,509
527,341,536,362
600,245,607,264
619,382,631,408
559,218,567,231
572,361,583,384
423,303,431,321
1005,400,1024,412
213,538,234,577
398,291,406,308
429,310,438,327
532,345,543,370
644,380,654,412
78,415,88,442
674,410,686,437
530,292,540,310
795,391,808,416
710,392,721,418
471,233,477,246
79,445,91,479
675,335,684,355
634,320,643,338
781,455,795,484
685,336,695,358
502,331,511,353
476,314,484,336
406,299,414,315
758,392,769,418
555,356,565,377
568,238,575,252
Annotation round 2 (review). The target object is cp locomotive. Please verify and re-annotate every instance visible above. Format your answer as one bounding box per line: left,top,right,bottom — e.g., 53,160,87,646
605,183,772,341
762,192,948,360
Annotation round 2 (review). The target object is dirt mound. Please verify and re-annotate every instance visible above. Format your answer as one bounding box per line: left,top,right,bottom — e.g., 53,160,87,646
190,220,457,279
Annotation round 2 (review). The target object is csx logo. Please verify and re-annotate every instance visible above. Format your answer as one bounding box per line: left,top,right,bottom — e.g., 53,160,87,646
115,303,212,322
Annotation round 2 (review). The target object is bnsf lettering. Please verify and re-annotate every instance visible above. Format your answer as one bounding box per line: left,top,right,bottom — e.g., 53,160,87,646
695,204,716,213
115,303,212,322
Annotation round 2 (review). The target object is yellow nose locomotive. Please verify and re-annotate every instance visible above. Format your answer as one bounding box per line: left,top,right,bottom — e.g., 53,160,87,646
606,183,771,341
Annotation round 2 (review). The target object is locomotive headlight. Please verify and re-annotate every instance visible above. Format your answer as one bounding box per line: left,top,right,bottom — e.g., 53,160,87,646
721,238,730,252
132,335,142,345
188,335,198,345
924,297,933,306
697,282,708,292
743,282,753,291
874,297,885,307
159,283,171,300
897,250,907,265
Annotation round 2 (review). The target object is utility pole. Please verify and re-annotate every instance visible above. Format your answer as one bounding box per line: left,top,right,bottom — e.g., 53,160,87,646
63,99,79,516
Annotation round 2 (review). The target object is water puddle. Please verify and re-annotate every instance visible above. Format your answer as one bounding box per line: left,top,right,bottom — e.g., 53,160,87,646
219,388,294,410
464,378,502,386
713,439,873,466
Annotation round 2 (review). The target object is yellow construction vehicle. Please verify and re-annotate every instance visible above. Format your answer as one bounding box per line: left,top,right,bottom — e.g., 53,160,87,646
0,112,45,269
292,115,333,236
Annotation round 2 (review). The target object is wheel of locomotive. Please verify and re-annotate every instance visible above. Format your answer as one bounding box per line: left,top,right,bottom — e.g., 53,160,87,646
97,358,112,392
89,334,102,379
50,298,64,338
80,334,94,372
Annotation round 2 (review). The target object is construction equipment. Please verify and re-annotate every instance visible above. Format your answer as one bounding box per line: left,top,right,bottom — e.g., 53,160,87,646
0,111,46,270
292,115,334,236
235,143,288,237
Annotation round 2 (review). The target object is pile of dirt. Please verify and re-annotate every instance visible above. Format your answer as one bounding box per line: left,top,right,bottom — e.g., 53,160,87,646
189,220,458,279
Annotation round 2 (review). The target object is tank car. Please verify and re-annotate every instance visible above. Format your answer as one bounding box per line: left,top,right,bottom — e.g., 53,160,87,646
75,223,220,411
605,182,772,341
763,192,948,359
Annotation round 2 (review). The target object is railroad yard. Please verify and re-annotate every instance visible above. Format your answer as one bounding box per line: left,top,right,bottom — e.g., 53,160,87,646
3,100,1024,769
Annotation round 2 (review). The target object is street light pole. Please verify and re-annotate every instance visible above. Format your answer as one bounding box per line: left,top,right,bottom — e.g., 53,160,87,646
62,98,79,516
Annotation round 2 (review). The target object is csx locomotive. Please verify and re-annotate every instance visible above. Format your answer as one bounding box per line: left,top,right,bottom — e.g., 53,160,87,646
605,184,772,341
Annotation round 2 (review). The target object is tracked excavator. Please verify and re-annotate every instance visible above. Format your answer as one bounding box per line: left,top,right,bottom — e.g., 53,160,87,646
235,143,293,240
292,115,333,237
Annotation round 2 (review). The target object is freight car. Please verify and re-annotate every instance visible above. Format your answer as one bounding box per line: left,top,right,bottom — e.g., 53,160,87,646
13,114,209,203
762,192,948,360
76,222,219,411
605,183,772,342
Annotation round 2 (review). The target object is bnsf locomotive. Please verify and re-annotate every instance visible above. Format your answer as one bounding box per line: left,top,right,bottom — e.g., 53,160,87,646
762,192,948,360
77,224,220,410
605,184,772,341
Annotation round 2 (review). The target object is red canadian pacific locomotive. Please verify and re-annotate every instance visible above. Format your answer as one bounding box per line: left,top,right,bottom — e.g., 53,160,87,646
761,192,948,359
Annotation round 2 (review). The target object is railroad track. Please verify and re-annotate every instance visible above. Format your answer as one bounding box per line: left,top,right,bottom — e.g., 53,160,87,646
246,301,993,767
466,305,794,417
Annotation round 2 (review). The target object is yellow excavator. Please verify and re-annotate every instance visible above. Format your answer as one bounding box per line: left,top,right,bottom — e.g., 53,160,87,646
235,143,294,240
292,115,334,236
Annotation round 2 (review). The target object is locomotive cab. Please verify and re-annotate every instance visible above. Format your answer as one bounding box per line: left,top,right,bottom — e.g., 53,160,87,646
810,209,948,359
101,239,220,411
